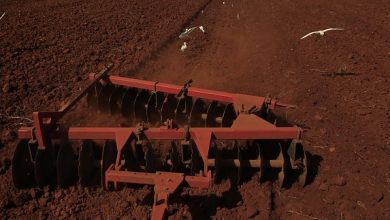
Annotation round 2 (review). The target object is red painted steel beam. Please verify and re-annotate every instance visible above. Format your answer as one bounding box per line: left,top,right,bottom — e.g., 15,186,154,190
106,170,156,185
107,76,235,103
18,126,301,140
185,171,212,188
88,74,296,110
105,169,211,189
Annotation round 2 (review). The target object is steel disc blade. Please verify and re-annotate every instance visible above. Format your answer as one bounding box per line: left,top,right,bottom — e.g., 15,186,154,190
237,142,243,184
190,145,203,175
120,88,137,118
34,148,55,188
145,143,155,173
12,140,36,189
133,90,150,123
97,85,115,112
213,144,222,184
298,151,308,187
169,142,182,172
277,144,286,188
109,87,125,115
122,140,141,171
221,103,237,127
57,140,77,188
78,140,100,187
146,92,165,125
87,83,103,107
189,99,207,127
175,97,192,126
134,142,145,167
205,101,219,127
258,143,266,183
101,140,117,187
161,94,178,123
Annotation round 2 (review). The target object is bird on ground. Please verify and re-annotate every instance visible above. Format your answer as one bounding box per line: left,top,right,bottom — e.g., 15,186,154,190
199,26,205,33
300,28,344,39
180,42,188,52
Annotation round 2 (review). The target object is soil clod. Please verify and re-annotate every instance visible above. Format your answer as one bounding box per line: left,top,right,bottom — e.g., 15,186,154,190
331,176,347,186
246,205,259,218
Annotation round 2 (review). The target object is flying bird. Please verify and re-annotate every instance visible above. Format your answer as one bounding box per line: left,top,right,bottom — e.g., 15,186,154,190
179,26,205,38
0,12,6,21
300,28,344,40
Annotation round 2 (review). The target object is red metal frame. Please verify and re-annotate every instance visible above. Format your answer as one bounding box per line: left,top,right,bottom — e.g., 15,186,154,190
19,126,300,141
97,75,296,110
18,65,302,219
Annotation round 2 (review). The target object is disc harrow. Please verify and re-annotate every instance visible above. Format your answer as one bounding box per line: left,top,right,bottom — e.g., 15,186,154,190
13,64,308,220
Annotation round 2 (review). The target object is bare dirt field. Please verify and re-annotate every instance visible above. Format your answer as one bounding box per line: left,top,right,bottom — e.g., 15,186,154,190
1,0,389,219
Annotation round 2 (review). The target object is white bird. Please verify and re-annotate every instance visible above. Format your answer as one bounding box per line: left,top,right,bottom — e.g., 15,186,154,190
0,12,6,21
300,28,344,40
179,26,205,38
180,42,188,52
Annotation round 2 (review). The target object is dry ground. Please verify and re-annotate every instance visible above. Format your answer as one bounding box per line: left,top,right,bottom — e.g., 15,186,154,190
0,0,389,219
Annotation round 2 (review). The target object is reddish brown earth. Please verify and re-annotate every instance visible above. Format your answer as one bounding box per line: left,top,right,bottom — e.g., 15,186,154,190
1,0,390,219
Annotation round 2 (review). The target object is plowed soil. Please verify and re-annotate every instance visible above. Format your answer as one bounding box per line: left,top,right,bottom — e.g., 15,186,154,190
1,0,389,219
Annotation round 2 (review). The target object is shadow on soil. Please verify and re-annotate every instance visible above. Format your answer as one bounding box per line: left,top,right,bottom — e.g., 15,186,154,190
305,152,323,185
171,187,243,219
130,150,322,218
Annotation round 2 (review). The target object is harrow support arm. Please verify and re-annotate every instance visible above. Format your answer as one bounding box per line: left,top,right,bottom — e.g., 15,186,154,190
18,126,301,142
104,169,197,220
88,72,296,112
